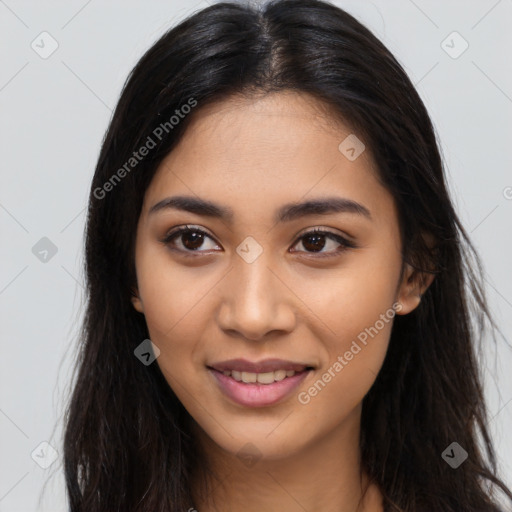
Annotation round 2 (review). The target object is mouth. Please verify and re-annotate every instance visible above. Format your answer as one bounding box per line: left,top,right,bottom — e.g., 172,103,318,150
207,359,315,407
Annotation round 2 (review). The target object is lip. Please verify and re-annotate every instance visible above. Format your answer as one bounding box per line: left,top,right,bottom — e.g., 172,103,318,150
208,367,313,408
208,358,314,373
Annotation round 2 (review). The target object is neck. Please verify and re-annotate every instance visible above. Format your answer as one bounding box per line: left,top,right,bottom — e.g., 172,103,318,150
189,405,383,512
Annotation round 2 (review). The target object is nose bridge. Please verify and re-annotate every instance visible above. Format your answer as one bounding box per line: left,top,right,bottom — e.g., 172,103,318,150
217,242,295,339
235,248,275,305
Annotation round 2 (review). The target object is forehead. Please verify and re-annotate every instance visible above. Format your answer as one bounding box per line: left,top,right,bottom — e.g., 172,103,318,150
142,91,393,228
161,91,365,168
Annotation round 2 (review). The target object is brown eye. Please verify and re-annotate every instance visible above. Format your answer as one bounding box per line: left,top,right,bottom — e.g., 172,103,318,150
162,226,220,253
178,230,205,250
301,232,329,252
162,225,356,258
291,228,356,257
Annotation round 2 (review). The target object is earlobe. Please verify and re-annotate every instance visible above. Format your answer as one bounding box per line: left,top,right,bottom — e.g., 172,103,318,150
130,288,144,313
395,262,435,315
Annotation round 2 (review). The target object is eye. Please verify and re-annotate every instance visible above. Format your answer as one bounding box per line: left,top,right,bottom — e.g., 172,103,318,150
161,225,220,254
290,228,356,258
161,225,356,258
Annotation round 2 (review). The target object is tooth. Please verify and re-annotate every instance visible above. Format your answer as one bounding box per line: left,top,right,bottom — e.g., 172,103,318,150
274,370,286,381
257,372,276,384
241,371,257,383
228,369,301,383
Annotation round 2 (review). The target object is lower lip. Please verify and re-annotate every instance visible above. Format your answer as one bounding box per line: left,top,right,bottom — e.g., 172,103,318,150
208,368,311,407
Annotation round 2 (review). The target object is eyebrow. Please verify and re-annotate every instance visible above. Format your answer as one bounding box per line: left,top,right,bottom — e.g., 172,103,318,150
148,195,372,223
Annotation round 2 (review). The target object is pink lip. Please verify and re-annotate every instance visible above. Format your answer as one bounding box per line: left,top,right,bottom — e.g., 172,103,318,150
208,368,312,408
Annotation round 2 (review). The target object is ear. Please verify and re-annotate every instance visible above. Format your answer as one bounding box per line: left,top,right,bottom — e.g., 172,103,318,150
395,262,435,315
130,287,144,314
395,232,437,315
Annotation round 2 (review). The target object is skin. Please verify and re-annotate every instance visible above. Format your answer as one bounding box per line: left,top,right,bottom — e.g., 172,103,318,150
131,91,434,512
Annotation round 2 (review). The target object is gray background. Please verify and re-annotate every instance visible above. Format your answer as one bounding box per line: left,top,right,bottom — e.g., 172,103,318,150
1,0,511,510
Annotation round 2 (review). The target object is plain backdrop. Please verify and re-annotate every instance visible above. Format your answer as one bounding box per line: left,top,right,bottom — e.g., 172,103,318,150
1,0,511,510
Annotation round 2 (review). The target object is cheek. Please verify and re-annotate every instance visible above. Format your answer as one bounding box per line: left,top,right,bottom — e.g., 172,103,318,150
140,278,210,403
135,242,213,336
293,257,399,411
134,248,216,384
295,297,394,442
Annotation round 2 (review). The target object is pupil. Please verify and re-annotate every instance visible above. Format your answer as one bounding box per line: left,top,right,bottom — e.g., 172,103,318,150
183,232,204,250
303,234,325,252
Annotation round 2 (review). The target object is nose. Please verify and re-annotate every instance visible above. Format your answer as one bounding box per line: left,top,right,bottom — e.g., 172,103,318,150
216,253,297,341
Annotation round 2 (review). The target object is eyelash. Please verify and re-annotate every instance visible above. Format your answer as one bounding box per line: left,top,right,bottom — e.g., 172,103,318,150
161,224,357,259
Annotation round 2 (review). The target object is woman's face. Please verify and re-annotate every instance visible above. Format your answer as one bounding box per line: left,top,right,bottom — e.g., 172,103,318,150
132,91,423,461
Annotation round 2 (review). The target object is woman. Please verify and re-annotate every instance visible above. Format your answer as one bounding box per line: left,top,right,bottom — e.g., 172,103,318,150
63,1,512,510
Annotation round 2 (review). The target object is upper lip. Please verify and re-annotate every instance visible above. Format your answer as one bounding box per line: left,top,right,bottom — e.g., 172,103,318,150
208,358,314,373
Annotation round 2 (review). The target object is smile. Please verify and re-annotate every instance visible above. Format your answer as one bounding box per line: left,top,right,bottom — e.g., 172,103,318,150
208,367,313,407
